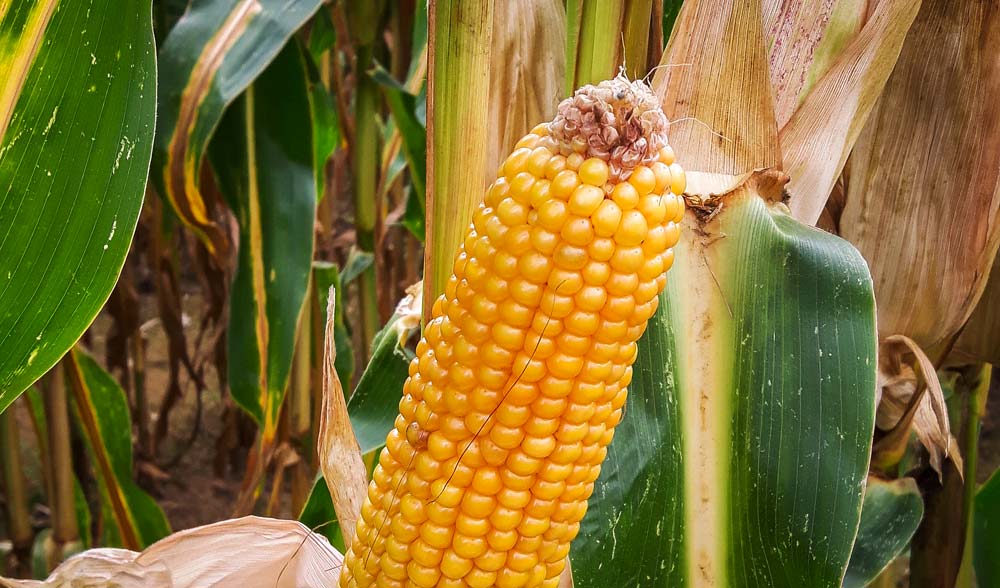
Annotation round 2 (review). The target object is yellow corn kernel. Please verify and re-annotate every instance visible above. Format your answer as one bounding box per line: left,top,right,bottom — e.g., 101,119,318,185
340,78,682,588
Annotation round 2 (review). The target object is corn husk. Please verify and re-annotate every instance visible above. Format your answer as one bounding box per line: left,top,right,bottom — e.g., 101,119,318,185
780,0,919,225
872,336,961,481
0,517,342,588
317,288,368,549
652,0,780,197
837,0,1000,352
952,258,1000,365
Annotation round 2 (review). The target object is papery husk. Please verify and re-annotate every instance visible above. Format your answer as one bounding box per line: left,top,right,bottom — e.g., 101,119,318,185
951,257,1000,366
652,0,781,198
762,0,838,127
837,0,1000,352
872,335,962,481
0,517,342,588
486,0,565,181
780,0,919,225
318,287,368,549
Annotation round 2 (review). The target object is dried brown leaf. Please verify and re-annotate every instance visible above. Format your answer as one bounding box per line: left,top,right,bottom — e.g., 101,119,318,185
0,517,342,588
873,335,962,481
652,0,781,197
837,0,1000,350
781,0,919,225
318,287,369,549
763,0,837,127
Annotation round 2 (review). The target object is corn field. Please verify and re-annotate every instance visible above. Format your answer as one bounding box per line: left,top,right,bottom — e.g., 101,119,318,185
1,0,999,587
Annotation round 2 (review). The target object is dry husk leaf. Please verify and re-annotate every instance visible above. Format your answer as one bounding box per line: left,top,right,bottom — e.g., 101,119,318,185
781,0,919,225
0,517,342,588
762,0,838,127
873,335,962,481
318,287,369,549
837,0,1000,351
486,0,565,183
652,0,781,198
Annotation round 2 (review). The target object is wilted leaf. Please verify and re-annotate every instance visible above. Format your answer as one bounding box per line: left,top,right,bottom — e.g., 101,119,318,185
64,348,171,550
872,335,961,480
318,287,367,549
835,0,1000,351
781,0,919,225
1,517,343,588
0,0,155,408
652,0,781,197
208,40,317,439
843,476,924,588
154,0,324,256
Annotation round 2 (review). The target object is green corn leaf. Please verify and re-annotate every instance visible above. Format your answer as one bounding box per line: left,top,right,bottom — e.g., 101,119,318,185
844,477,924,588
153,0,324,257
0,0,156,409
975,468,1000,587
572,180,877,587
64,348,170,550
298,475,344,553
208,40,316,439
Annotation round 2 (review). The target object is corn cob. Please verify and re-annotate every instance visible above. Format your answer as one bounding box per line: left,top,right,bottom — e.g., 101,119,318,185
339,76,684,588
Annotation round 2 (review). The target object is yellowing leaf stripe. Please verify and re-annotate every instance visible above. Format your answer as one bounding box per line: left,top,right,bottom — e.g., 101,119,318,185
0,0,59,143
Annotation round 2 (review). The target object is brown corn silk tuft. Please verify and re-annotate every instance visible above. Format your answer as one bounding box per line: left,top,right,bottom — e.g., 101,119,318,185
338,78,684,588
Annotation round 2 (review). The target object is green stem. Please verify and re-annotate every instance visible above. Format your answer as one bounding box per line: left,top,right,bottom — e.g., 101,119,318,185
956,365,990,586
574,0,626,87
353,44,380,351
622,0,654,79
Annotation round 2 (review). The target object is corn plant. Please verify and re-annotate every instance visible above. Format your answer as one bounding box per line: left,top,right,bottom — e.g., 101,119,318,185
1,0,999,587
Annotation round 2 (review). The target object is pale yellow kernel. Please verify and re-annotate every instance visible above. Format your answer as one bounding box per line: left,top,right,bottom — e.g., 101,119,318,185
518,251,552,283
651,161,672,194
528,178,551,208
629,166,656,195
579,157,610,187
456,513,490,537
560,216,595,246
503,147,532,177
669,162,686,194
664,220,681,248
476,548,507,572
550,170,580,200
530,225,559,255
487,528,519,552
564,309,600,336
441,550,474,579
659,145,675,164
638,193,668,225
553,243,588,271
547,268,583,295
616,209,648,246
568,184,605,217
587,236,615,262
466,568,498,588
406,561,441,588
592,199,622,236
527,146,553,177
544,155,567,180
537,199,569,232
509,171,536,204
486,177,510,208
611,181,639,209
582,260,611,285
566,152,585,169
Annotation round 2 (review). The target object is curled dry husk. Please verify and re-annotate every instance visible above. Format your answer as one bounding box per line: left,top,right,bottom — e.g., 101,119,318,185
0,517,342,588
872,336,962,481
